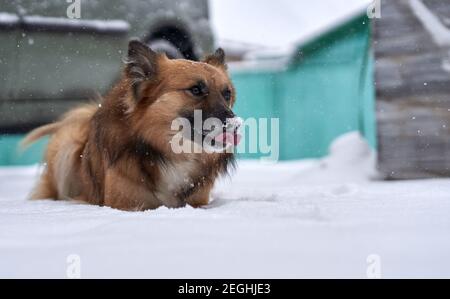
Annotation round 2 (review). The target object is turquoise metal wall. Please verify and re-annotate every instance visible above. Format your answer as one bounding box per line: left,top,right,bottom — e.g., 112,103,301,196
0,135,47,166
232,14,375,160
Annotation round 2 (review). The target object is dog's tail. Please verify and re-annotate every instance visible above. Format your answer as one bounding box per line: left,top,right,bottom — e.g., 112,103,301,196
21,104,98,149
21,123,62,148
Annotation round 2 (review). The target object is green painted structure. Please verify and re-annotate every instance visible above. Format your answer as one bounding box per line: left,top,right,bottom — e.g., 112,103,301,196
0,14,375,165
232,14,375,160
0,135,48,166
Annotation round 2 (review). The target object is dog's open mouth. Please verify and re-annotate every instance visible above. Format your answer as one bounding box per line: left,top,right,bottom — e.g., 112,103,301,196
213,131,241,147
218,116,243,147
193,117,243,150
195,128,241,148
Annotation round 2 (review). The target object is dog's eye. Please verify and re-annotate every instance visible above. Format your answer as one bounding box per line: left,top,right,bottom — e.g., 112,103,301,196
191,86,202,96
189,82,208,98
222,88,232,102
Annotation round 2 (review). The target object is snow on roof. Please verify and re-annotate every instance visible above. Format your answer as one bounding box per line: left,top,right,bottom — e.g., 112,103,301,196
0,12,20,26
0,12,130,33
23,15,130,34
409,0,450,47
210,0,371,60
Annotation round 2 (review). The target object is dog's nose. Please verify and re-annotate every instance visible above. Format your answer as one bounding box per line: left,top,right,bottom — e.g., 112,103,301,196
213,104,235,124
222,106,235,119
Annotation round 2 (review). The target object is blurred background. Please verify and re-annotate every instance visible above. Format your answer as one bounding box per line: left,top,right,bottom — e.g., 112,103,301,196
0,0,449,180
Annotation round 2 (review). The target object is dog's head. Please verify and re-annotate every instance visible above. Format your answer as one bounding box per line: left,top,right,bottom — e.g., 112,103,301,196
124,40,241,154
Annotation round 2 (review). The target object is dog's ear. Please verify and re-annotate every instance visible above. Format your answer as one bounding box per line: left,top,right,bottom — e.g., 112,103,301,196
125,39,161,101
203,48,227,69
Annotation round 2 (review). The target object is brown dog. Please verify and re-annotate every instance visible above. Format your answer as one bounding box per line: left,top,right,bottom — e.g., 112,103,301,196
23,40,240,211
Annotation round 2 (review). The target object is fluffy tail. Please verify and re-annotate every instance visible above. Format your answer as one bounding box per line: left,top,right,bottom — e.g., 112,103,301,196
21,104,98,149
21,123,62,148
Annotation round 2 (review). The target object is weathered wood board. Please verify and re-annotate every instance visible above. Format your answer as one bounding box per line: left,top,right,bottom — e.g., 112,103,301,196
375,0,450,179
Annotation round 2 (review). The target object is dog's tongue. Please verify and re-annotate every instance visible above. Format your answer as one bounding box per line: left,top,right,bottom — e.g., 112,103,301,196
215,132,241,146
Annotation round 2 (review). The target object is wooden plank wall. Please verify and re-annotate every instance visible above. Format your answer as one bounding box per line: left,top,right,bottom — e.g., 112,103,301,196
375,0,450,179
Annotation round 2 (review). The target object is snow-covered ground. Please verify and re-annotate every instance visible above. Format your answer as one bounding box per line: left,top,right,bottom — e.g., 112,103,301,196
0,133,449,278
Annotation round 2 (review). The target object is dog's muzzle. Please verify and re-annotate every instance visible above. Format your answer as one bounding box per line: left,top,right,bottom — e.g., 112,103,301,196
214,117,243,147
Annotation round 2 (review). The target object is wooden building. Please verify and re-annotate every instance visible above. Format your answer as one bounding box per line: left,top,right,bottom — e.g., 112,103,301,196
375,0,450,179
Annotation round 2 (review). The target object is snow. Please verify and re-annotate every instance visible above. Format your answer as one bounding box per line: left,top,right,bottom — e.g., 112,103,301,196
1,132,450,278
22,15,130,33
409,0,450,47
0,13,129,33
210,0,372,57
0,12,19,25
407,1,450,77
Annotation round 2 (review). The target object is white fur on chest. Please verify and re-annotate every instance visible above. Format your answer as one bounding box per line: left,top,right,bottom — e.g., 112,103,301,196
155,160,199,207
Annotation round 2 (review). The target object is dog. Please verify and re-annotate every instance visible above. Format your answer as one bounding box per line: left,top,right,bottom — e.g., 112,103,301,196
22,40,241,211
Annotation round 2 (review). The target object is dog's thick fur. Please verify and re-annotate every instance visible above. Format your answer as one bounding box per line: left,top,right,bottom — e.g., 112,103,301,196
23,40,237,211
